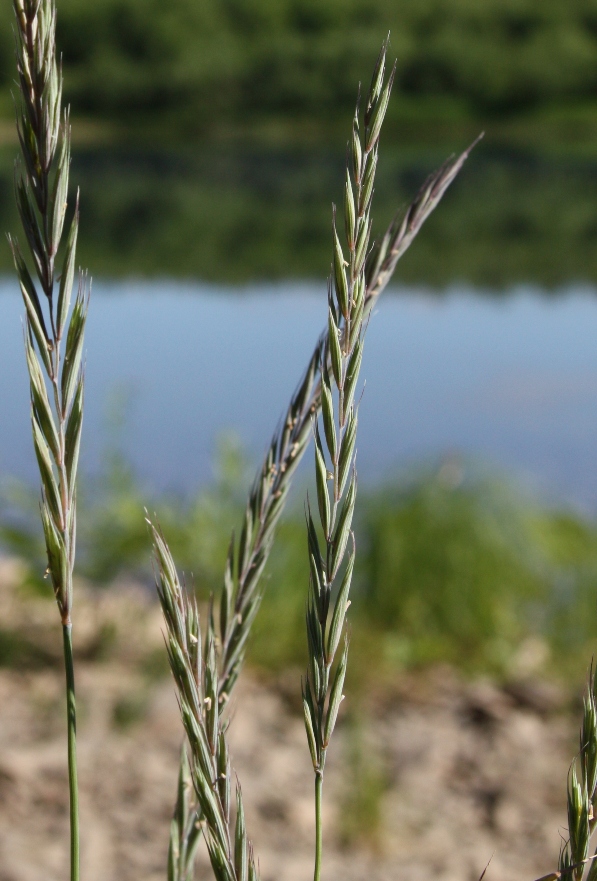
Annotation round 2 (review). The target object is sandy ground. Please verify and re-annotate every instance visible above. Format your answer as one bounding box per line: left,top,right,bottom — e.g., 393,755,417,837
0,560,579,881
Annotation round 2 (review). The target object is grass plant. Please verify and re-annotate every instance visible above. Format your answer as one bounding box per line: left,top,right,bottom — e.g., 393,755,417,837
12,2,597,881
535,670,597,881
8,1,87,879
148,35,478,881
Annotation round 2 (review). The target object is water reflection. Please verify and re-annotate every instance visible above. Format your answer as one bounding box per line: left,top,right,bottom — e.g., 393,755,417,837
1,145,597,286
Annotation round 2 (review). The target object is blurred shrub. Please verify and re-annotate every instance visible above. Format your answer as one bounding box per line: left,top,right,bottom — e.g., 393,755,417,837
356,469,545,671
3,451,597,681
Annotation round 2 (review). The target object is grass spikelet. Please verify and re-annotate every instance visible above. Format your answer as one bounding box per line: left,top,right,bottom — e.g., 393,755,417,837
9,1,88,878
149,520,261,881
300,38,396,881
166,38,480,879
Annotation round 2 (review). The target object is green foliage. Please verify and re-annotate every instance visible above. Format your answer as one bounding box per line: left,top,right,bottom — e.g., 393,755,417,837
112,692,149,729
3,145,597,287
247,467,597,680
2,0,597,132
357,471,544,671
5,453,597,681
338,713,387,851
0,626,55,669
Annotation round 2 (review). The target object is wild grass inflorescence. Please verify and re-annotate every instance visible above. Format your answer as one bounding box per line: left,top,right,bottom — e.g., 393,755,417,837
19,2,597,881
149,36,480,881
9,1,87,879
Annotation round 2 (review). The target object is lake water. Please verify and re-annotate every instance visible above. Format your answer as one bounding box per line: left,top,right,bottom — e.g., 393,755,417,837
2,279,597,510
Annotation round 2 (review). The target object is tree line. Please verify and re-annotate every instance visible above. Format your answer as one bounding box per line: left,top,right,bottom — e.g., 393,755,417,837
1,0,597,131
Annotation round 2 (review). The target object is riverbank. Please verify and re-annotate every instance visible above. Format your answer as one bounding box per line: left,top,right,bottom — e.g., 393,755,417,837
0,561,578,881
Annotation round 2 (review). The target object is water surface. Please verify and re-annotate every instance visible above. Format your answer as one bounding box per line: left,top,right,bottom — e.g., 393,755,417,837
1,280,596,509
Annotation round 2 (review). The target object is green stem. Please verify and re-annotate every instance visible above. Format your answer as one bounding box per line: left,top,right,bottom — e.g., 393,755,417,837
314,771,323,881
62,624,80,881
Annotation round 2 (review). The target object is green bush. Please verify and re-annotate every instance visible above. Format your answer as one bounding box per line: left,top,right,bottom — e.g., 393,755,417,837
6,451,597,680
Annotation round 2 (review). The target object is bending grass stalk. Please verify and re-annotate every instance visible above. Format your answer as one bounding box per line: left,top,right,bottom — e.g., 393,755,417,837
216,131,481,708
9,2,88,879
166,38,481,879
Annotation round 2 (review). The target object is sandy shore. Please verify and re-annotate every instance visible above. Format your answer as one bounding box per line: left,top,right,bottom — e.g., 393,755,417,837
0,561,577,881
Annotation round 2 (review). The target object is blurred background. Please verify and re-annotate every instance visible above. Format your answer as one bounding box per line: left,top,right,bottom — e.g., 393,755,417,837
2,0,597,680
1,4,597,878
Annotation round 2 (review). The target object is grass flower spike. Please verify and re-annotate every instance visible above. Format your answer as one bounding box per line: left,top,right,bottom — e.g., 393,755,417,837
556,669,597,881
152,35,480,881
301,38,392,881
8,1,88,879
151,522,261,881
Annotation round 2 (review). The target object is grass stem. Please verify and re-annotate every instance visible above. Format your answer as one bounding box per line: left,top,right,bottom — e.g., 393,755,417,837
62,624,80,881
314,772,323,881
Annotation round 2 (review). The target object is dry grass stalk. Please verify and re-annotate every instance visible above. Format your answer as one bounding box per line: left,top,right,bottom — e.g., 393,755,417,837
8,1,87,879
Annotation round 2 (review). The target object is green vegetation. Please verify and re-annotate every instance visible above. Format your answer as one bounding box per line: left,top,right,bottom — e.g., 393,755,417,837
3,145,597,287
2,0,597,140
6,3,597,878
3,451,597,683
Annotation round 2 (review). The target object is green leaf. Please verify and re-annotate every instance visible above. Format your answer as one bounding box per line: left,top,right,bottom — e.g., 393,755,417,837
320,372,337,463
24,330,59,461
344,168,355,249
323,639,348,747
332,471,357,577
327,308,342,388
61,281,88,412
49,128,70,258
64,375,83,495
31,409,62,528
338,407,357,498
57,200,79,339
333,217,349,319
314,426,331,538
327,549,354,662
234,787,248,881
